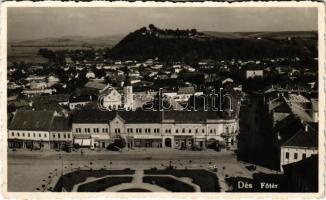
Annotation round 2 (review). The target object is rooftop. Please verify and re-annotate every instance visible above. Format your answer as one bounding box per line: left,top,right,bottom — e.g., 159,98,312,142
50,116,71,131
282,128,318,148
72,109,226,124
9,110,54,131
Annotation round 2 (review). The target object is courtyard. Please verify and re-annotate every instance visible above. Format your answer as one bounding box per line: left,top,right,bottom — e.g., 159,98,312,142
7,148,279,192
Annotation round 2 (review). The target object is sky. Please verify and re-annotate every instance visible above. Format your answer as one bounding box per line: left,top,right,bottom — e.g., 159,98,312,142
7,7,318,41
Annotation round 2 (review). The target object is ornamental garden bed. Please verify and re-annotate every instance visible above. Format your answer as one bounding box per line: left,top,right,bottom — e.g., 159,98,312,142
144,169,220,192
118,188,151,192
77,176,133,192
143,176,195,192
53,169,135,192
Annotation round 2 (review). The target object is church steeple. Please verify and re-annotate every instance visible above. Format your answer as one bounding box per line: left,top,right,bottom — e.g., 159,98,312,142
123,74,133,111
124,74,131,87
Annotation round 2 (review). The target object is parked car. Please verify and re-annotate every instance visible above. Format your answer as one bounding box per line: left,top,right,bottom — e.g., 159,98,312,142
106,144,120,151
191,145,203,151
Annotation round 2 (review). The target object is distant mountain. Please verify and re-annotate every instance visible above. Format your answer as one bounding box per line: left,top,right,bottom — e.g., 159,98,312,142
203,31,317,40
106,25,317,61
10,35,125,48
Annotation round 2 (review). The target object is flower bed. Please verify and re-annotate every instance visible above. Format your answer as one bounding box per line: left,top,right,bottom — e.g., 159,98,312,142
143,176,195,192
144,169,220,192
77,176,133,192
53,169,135,192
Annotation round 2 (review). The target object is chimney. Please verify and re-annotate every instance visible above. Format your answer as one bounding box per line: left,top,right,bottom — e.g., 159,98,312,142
305,124,309,132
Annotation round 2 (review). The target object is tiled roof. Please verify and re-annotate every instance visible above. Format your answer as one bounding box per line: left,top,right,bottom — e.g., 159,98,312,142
274,114,303,144
118,111,162,123
282,129,318,148
84,81,107,90
164,111,220,123
72,109,222,124
72,109,116,124
177,86,195,94
9,110,54,131
274,101,292,113
50,117,71,131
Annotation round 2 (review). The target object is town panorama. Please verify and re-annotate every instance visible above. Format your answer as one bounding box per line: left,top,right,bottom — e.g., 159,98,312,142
5,6,320,194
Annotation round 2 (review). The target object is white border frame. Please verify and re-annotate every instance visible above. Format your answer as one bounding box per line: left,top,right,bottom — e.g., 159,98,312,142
1,1,325,199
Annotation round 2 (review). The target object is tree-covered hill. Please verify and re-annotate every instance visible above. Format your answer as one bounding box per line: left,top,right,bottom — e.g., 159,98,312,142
105,25,317,62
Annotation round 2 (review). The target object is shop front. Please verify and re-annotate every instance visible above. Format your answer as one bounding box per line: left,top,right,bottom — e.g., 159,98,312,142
174,136,194,149
73,134,92,148
132,135,162,148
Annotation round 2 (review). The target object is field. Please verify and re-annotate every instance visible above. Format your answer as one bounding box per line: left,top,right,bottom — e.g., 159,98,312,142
7,45,91,64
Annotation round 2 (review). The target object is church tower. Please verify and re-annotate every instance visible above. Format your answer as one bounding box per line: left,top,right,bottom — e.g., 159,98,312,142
123,75,133,111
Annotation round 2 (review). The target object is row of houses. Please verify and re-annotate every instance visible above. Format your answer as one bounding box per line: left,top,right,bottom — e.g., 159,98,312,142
8,109,239,150
263,88,318,171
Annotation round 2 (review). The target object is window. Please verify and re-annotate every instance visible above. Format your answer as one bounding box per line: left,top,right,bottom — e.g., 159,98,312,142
22,133,25,137
302,153,306,159
202,129,205,133
195,129,198,133
33,133,36,137
79,128,81,133
68,134,70,139
182,128,185,133
58,134,61,139
294,153,298,159
285,152,289,159
39,133,41,137
189,129,191,133
17,132,20,136
176,129,178,133
139,128,141,133
88,128,90,133
148,128,151,133
94,128,96,133
84,128,87,132
145,128,147,133
157,128,160,133
210,129,213,134
53,134,55,138
44,133,47,138
11,132,14,137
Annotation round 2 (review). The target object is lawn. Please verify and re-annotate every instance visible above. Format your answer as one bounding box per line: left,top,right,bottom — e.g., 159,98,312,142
53,169,135,192
143,176,195,192
144,169,220,192
77,177,133,192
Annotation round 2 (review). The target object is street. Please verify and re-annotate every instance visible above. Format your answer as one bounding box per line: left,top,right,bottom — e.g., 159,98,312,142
7,148,278,192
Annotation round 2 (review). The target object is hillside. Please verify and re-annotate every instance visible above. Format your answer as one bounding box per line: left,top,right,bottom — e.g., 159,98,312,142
106,25,317,61
10,34,125,48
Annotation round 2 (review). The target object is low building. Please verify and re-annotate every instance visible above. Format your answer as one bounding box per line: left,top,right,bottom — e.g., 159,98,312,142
280,124,318,171
8,110,55,149
50,116,73,149
69,95,93,110
242,66,264,79
282,155,318,192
